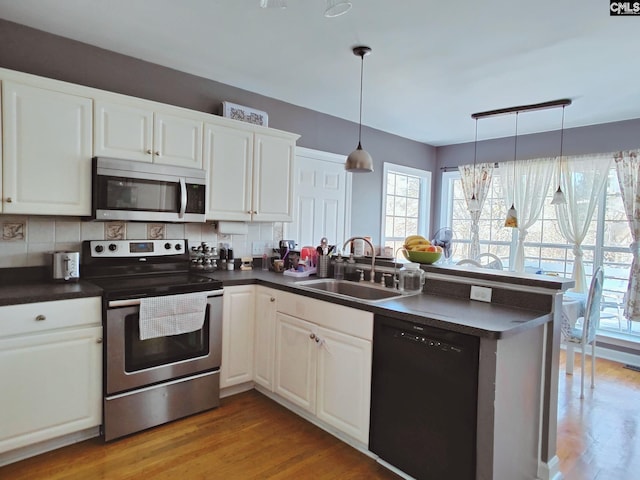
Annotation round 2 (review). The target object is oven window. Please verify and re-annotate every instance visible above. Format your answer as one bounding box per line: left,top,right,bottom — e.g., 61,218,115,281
124,307,210,372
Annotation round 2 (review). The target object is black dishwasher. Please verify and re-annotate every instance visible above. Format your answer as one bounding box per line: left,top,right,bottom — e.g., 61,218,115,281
369,315,479,480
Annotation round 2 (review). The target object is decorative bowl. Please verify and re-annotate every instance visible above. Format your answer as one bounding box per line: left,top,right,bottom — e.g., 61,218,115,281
402,249,442,265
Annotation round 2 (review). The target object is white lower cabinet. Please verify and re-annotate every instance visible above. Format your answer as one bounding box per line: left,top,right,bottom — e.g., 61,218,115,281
0,297,102,455
220,285,256,389
273,292,373,444
274,313,317,412
253,286,278,391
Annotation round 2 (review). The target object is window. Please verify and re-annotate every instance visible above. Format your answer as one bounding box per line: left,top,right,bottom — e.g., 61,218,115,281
441,165,637,341
381,163,431,255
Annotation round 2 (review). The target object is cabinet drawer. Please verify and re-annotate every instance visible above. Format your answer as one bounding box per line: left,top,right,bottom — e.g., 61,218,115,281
277,291,373,340
0,297,102,338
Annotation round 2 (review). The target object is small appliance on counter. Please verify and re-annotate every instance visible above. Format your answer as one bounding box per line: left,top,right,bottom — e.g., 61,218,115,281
52,251,80,282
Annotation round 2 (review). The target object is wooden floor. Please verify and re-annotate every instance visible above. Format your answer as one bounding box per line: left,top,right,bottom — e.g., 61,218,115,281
2,352,639,480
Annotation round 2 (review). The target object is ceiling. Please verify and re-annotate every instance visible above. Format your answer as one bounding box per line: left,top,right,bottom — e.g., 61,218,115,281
1,0,638,146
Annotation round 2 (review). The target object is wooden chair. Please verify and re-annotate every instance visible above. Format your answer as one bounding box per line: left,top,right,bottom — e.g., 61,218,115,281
562,266,604,398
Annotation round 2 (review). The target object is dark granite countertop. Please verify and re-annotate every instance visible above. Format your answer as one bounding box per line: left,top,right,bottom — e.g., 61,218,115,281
0,280,103,307
202,269,555,339
0,266,563,340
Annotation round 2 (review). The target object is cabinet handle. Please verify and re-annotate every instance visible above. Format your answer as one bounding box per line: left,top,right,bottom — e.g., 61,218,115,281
146,149,152,155
6,197,12,203
35,314,46,321
270,297,275,302
309,333,316,340
155,151,160,156
97,338,103,344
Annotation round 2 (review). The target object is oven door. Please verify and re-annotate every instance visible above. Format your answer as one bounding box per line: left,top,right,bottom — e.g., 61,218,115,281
105,290,222,395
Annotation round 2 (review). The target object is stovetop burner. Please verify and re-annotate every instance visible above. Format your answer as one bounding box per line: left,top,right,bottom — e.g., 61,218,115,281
81,239,223,300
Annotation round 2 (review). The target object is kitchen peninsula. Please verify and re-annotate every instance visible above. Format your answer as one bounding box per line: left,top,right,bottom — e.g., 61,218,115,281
1,263,572,480
202,262,573,480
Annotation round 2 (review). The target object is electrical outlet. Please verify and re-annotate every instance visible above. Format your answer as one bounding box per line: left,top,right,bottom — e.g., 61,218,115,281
252,241,270,256
470,285,492,303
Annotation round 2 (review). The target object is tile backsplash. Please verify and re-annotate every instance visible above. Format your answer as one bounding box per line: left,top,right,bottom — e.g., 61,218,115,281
0,215,280,269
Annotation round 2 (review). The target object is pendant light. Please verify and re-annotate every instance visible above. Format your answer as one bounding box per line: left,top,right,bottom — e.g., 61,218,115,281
324,0,352,17
551,105,567,205
468,118,480,212
504,112,519,228
345,46,374,173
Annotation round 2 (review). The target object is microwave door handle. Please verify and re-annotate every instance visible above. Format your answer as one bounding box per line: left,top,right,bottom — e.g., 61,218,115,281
179,177,187,219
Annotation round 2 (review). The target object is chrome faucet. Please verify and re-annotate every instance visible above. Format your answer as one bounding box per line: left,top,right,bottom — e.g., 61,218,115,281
343,236,376,283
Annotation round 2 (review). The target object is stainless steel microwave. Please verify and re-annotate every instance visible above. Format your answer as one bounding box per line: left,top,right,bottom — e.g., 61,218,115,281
92,157,207,223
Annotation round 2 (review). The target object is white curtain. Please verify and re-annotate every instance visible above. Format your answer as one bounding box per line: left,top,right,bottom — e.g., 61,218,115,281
614,150,640,321
500,159,555,272
555,154,612,293
458,162,494,259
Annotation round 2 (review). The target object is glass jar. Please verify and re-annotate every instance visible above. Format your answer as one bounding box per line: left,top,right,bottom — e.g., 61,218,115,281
333,255,345,280
399,262,425,293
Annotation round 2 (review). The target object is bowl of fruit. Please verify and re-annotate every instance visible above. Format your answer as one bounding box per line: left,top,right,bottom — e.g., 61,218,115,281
402,235,443,264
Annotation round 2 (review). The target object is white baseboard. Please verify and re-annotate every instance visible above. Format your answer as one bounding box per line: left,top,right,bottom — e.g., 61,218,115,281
0,427,100,467
562,343,640,368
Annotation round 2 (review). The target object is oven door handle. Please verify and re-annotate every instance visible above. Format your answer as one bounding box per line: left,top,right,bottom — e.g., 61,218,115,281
179,177,187,219
108,289,224,308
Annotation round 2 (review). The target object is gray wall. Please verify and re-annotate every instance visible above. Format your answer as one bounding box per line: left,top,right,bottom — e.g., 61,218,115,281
0,19,435,245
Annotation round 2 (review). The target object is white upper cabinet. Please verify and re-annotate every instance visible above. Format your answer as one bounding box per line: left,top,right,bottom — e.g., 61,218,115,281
2,81,93,216
205,121,298,222
252,131,296,222
204,122,254,221
94,101,153,162
95,99,203,169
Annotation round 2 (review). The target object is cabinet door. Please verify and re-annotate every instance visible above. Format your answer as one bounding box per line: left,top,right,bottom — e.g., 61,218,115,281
203,122,253,221
254,287,278,391
154,112,203,169
315,326,372,444
0,326,102,454
220,285,255,389
94,100,154,162
274,312,316,413
252,132,295,222
2,81,93,215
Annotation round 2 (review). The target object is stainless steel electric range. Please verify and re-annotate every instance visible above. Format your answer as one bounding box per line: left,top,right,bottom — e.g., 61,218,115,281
82,239,223,441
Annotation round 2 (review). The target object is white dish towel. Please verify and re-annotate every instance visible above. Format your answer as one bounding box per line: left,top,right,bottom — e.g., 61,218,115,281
139,292,208,340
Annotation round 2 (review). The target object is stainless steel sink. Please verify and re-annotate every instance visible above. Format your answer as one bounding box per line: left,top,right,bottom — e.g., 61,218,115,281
295,278,411,302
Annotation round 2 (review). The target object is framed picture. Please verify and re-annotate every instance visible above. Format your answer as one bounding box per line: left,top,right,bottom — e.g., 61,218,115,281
222,101,268,127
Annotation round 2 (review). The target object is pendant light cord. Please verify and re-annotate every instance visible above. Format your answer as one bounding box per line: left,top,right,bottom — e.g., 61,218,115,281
357,52,364,146
513,112,519,186
473,118,478,186
559,105,565,172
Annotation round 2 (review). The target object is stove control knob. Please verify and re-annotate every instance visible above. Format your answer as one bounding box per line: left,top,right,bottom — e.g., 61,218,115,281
164,242,172,250
175,243,182,251
95,245,104,253
108,243,117,252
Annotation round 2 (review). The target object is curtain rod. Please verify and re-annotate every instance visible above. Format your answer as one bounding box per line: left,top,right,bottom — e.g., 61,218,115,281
441,163,500,172
471,99,571,119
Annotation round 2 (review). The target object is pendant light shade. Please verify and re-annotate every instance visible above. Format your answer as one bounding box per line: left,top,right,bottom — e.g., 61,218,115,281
346,46,373,173
551,105,567,205
324,0,352,17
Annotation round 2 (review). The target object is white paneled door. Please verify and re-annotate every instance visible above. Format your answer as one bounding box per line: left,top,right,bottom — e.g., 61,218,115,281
286,148,351,249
